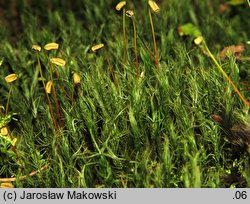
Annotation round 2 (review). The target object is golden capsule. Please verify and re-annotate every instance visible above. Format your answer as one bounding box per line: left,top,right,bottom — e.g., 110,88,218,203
73,73,81,84
12,138,17,146
194,36,203,45
45,80,53,94
0,182,14,188
44,43,59,51
5,73,18,83
1,126,8,136
50,58,66,67
116,1,126,11
32,44,42,52
91,43,104,52
126,10,134,17
148,1,160,13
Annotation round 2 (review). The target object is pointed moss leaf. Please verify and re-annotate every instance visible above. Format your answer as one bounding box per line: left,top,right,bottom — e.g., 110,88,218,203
226,0,245,5
0,113,17,129
0,58,4,67
178,23,202,38
128,106,140,136
0,132,12,144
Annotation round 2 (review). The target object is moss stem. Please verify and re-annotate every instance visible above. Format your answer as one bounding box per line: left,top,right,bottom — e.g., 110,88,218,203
131,16,139,78
203,42,250,108
5,85,13,114
36,53,58,131
148,7,159,70
123,7,127,64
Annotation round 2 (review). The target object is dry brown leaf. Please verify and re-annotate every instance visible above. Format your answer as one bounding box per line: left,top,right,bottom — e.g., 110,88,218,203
219,44,245,61
219,3,229,14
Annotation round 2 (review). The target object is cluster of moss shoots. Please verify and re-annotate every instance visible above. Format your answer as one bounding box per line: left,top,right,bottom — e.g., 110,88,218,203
0,0,249,187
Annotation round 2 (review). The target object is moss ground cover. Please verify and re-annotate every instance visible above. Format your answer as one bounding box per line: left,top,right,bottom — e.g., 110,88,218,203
0,0,250,187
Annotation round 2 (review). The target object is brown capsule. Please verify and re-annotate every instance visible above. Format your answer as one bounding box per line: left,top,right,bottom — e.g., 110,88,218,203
211,114,223,123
